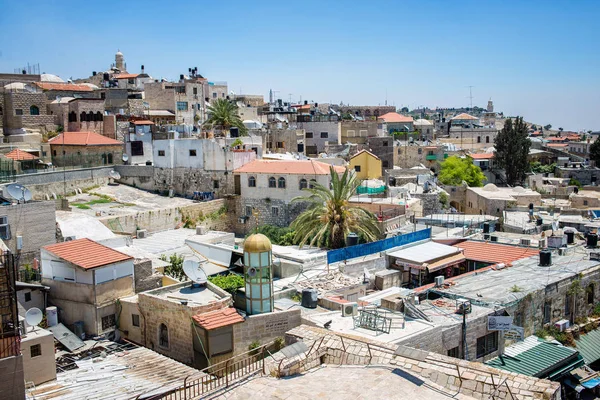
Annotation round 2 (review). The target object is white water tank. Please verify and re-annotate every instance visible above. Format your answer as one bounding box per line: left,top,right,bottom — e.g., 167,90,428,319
46,306,58,327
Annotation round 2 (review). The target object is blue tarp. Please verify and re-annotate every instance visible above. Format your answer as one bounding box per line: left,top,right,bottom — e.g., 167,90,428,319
582,377,600,389
591,210,600,219
327,228,431,264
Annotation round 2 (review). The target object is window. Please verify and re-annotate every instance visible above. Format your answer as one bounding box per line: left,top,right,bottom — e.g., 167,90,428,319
418,148,422,154
189,149,197,156
398,148,402,155
101,314,116,330
309,179,317,189
15,109,23,116
29,105,40,115
320,132,328,139
212,92,217,99
588,283,595,304
299,179,308,190
176,101,188,111
208,326,233,356
428,151,434,156
476,332,498,358
213,180,219,189
565,294,571,316
271,206,279,216
68,111,76,122
245,206,253,216
108,153,113,164
53,150,57,156
359,130,368,137
382,160,389,168
87,111,94,121
30,344,42,358
584,200,589,206
383,141,388,146
0,216,10,240
486,136,490,143
132,314,140,327
131,141,144,156
80,111,87,122
543,301,552,324
354,165,361,172
278,177,286,188
96,112,103,121
276,142,284,149
305,132,314,139
248,176,256,187
159,323,169,348
193,87,198,95
447,347,459,358
158,150,165,156
477,136,481,143
24,292,31,302
268,177,276,188
346,130,355,137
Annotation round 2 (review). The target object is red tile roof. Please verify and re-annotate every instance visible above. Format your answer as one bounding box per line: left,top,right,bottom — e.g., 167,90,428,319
547,137,567,142
34,82,94,92
547,143,568,148
48,132,123,146
234,159,346,175
4,149,38,161
114,73,140,79
452,241,538,265
132,120,154,125
469,153,494,160
192,307,244,330
378,112,413,123
43,238,133,270
451,113,478,121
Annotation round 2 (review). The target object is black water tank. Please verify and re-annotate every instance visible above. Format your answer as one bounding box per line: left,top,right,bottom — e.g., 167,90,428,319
346,233,359,247
537,218,543,226
566,231,575,244
587,233,598,248
574,187,579,194
539,249,552,266
103,73,110,81
230,127,239,137
301,288,318,309
483,222,490,233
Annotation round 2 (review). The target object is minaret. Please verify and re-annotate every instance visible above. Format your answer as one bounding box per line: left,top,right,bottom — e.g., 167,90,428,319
243,233,274,315
115,50,125,71
487,99,494,113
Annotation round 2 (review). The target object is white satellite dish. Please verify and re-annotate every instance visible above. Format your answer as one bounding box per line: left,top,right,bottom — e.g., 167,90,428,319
122,154,129,162
25,307,43,329
109,170,121,180
5,183,32,203
183,259,207,285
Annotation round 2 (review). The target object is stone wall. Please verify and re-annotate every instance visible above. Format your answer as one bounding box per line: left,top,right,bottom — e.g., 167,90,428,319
3,91,56,134
50,144,123,167
367,136,396,171
0,355,25,400
133,259,162,293
233,309,301,354
413,192,442,217
65,99,105,134
232,197,309,232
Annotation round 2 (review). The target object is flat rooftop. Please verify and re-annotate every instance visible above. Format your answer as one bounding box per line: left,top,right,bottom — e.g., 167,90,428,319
144,282,224,305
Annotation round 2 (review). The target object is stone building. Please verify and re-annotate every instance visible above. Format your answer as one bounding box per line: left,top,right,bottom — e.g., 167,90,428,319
48,97,106,135
144,75,207,126
234,159,346,227
396,143,447,171
260,128,306,155
378,112,414,134
336,105,395,119
207,81,228,101
367,136,397,172
41,238,135,336
413,118,434,139
235,94,264,107
32,81,98,101
295,120,341,156
48,131,123,167
2,90,57,136
340,120,380,144
465,184,541,216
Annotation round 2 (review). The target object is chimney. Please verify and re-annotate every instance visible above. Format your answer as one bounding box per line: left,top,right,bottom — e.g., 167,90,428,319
141,65,145,74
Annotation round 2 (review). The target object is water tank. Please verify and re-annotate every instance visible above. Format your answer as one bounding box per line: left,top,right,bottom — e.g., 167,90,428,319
574,187,579,194
566,231,575,244
301,288,318,309
483,222,490,233
346,233,359,247
539,249,552,266
73,321,85,339
587,233,598,248
230,127,239,137
46,306,58,327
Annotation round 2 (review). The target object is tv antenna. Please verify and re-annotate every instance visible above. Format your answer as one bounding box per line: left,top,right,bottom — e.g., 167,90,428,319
467,86,475,108
5,183,32,203
25,307,43,332
183,258,208,287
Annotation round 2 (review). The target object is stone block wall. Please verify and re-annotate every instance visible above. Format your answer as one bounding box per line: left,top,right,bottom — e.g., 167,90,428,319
413,192,442,217
232,197,309,232
233,309,301,354
0,355,25,400
134,259,162,293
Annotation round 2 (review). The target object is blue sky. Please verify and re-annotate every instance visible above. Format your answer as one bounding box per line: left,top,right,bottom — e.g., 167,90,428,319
1,0,599,130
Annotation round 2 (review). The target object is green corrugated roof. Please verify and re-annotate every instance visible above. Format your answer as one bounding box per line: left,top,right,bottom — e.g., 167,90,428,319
575,328,600,365
486,339,582,379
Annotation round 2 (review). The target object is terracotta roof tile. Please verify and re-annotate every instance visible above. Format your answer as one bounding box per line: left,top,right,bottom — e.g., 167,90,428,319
378,112,413,123
34,82,94,92
469,153,494,160
48,132,123,146
234,159,344,175
132,120,154,125
451,113,478,121
43,238,133,270
192,307,244,330
547,137,567,142
4,149,38,161
452,241,538,265
114,74,140,79
547,143,568,148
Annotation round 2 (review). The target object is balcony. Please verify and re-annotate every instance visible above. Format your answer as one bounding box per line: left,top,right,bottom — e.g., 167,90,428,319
426,154,438,161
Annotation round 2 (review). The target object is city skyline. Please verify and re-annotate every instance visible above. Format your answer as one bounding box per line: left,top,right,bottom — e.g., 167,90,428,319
1,0,599,131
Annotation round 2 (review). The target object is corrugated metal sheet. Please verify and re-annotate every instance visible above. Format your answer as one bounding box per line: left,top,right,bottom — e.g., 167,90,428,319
48,323,85,352
576,328,600,365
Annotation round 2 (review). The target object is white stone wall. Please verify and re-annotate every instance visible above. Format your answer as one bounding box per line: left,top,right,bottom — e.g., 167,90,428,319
237,172,330,202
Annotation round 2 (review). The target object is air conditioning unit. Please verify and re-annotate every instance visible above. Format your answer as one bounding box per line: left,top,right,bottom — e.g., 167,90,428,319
342,302,358,317
64,236,76,242
434,276,444,287
554,319,570,332
136,229,147,239
520,238,531,247
196,226,207,235
538,238,547,249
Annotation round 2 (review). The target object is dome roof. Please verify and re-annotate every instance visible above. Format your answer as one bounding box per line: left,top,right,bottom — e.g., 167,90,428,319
51,96,75,104
40,73,64,83
483,183,499,192
116,50,123,56
81,83,99,89
3,82,26,91
414,118,433,126
244,233,272,253
513,186,525,193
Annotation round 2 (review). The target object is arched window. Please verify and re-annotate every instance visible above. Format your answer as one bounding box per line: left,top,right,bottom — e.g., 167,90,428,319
107,153,113,164
486,136,490,143
80,112,86,122
299,179,307,190
477,136,481,143
309,179,317,189
68,111,76,122
159,323,169,348
278,177,286,188
29,105,40,115
588,283,595,304
0,106,3,116
101,153,107,164
96,112,103,121
248,176,256,187
268,177,276,188
87,111,94,122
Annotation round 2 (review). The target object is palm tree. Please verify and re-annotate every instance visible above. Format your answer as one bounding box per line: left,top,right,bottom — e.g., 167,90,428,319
203,98,247,136
291,167,381,249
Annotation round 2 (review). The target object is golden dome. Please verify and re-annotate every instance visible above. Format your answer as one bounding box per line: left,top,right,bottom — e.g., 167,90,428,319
244,233,272,253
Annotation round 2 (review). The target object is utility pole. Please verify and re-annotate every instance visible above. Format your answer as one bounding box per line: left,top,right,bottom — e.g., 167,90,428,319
467,86,475,109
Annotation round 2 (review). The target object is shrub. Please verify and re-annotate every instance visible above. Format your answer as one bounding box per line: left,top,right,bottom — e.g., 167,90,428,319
208,273,244,294
592,303,600,318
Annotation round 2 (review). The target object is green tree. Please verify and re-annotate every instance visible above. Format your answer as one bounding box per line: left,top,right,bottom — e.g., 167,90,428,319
291,167,380,249
400,107,409,113
160,253,186,281
590,139,600,166
544,124,552,131
438,156,486,187
494,116,531,186
203,98,247,136
208,273,244,294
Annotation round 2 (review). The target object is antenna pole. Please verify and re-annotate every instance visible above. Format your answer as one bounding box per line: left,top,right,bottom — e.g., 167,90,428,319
467,86,474,108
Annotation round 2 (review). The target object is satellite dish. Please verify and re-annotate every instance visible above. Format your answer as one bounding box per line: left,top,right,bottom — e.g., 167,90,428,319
247,267,257,277
5,183,32,202
109,170,121,180
25,307,43,328
183,259,207,284
122,154,129,162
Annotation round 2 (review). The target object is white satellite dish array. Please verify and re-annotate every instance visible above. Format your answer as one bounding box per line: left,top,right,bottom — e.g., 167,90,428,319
25,307,43,332
4,183,32,203
183,258,208,286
